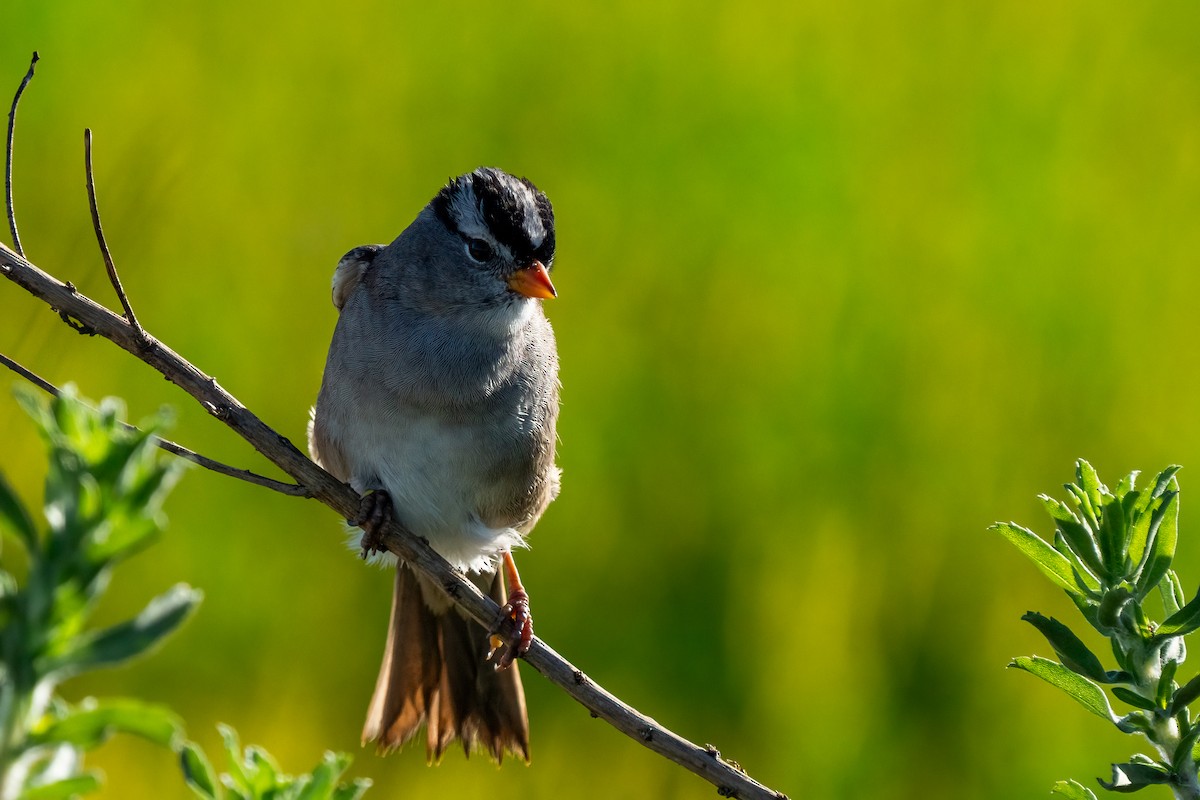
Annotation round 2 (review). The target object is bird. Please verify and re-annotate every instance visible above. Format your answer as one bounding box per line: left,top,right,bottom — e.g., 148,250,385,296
307,167,561,763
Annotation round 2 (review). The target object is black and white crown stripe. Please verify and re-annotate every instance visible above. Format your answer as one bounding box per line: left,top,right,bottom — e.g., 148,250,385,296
433,168,556,269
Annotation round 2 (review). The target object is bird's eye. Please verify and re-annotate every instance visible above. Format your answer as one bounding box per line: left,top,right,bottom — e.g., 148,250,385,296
466,238,495,262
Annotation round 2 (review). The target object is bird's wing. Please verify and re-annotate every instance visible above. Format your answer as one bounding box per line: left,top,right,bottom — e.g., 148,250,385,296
331,244,384,310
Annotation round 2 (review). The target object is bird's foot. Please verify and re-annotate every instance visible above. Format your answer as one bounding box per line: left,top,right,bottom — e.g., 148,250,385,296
487,587,533,670
350,490,392,559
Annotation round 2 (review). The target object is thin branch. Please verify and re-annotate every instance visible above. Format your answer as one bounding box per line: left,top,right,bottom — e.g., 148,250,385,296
5,51,37,257
0,350,311,497
84,128,142,337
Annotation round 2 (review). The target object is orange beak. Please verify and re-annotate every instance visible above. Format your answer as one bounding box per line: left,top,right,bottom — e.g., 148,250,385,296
506,260,557,299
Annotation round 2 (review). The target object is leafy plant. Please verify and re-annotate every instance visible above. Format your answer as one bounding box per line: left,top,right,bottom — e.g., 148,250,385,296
993,459,1200,798
179,725,370,800
0,387,372,799
0,386,198,798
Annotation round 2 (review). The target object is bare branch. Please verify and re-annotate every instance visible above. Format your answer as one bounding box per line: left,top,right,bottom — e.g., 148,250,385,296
0,350,310,496
5,51,38,257
84,128,143,338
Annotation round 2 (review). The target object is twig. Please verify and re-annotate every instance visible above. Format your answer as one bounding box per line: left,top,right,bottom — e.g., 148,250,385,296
84,128,142,337
5,51,37,257
0,351,310,497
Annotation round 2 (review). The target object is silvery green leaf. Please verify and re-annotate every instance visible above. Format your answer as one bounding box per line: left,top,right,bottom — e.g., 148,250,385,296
28,698,181,750
1098,586,1134,631
1150,466,1183,500
296,751,353,800
1098,762,1172,792
18,772,104,799
1009,656,1115,722
180,741,219,799
1136,492,1179,599
42,584,201,677
1161,570,1185,618
331,780,373,800
1156,585,1200,640
1041,494,1105,579
1111,687,1158,712
0,471,36,551
991,523,1084,595
1021,612,1112,683
1169,673,1200,716
1051,779,1098,800
1115,712,1155,737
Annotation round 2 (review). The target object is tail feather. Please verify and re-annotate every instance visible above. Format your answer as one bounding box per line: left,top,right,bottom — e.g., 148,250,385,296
362,564,530,763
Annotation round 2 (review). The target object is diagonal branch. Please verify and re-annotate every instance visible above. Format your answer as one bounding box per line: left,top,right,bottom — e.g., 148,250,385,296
0,351,310,497
5,51,38,257
1,240,787,800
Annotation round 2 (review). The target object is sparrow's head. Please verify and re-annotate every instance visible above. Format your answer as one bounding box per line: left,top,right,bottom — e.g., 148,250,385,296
419,167,556,306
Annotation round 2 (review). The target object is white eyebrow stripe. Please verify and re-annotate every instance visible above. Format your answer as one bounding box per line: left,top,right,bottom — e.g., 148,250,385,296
445,181,514,261
506,179,545,248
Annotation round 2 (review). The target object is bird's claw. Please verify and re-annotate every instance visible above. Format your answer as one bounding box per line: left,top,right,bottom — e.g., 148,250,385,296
350,490,392,559
487,588,533,670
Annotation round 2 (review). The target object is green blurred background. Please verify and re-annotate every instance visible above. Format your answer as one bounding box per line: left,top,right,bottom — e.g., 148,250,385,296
4,2,1200,797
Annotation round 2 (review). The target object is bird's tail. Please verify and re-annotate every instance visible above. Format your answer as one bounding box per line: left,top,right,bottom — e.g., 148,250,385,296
362,563,530,763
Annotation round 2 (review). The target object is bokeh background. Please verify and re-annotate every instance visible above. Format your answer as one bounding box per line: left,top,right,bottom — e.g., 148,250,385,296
3,2,1200,798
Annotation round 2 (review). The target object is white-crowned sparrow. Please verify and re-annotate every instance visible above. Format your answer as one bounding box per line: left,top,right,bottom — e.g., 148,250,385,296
308,167,560,762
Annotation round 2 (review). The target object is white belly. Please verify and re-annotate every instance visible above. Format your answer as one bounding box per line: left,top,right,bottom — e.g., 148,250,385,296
337,407,525,573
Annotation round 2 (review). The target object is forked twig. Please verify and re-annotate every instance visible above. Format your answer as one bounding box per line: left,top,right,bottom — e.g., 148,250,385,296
0,352,311,497
5,51,38,257
85,128,143,337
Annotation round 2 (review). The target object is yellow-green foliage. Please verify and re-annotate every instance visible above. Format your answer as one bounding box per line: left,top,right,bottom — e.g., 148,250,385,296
3,2,1200,797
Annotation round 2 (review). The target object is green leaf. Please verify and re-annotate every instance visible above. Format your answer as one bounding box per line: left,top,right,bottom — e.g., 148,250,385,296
1136,492,1179,599
43,584,202,677
1111,687,1158,711
1170,673,1200,716
1040,494,1105,579
1021,612,1113,683
1098,586,1134,631
991,523,1085,595
1098,762,1173,792
296,752,353,800
1156,585,1200,639
244,746,283,795
1150,466,1183,501
1051,779,1098,800
1116,469,1140,498
29,698,182,750
331,781,372,800
1157,659,1179,709
1053,532,1102,594
1076,460,1106,516
219,724,252,792
1100,490,1130,579
1175,723,1200,771
0,470,37,551
1009,656,1115,721
180,741,220,799
1161,571,1186,619
19,772,104,799
1115,712,1155,737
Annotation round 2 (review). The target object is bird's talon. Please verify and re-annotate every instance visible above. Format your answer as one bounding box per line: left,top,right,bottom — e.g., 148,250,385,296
352,490,392,557
487,588,533,670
